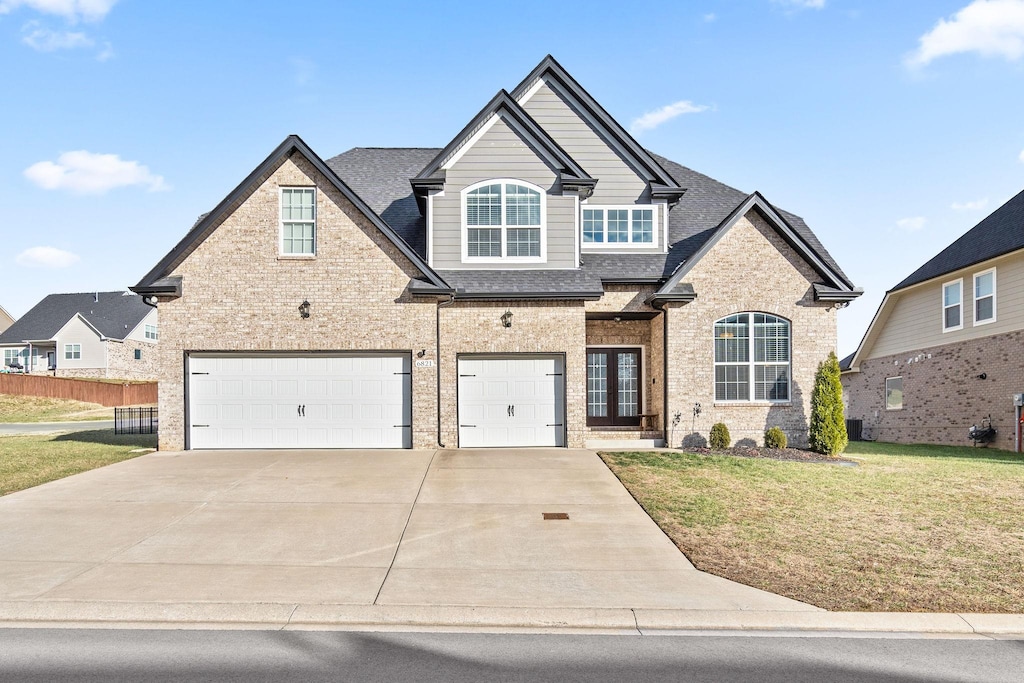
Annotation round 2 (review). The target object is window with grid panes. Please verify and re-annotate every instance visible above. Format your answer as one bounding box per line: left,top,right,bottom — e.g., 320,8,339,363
464,182,542,259
714,313,790,402
281,188,316,255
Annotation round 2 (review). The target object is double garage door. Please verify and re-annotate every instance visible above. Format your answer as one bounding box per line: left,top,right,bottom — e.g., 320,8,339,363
187,354,411,449
185,353,565,449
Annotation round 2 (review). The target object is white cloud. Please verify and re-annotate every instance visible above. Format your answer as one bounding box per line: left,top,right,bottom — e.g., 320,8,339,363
772,0,826,10
703,13,716,22
24,150,169,195
951,198,989,210
896,216,927,231
15,246,80,269
21,21,92,51
630,100,710,133
1019,148,1024,162
906,0,1024,68
0,0,118,23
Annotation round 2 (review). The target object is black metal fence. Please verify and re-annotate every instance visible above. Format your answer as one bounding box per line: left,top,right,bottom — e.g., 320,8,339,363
115,406,158,435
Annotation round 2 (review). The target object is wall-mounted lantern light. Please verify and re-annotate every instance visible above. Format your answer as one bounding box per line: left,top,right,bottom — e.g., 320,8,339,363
977,372,988,380
500,310,513,328
299,300,311,319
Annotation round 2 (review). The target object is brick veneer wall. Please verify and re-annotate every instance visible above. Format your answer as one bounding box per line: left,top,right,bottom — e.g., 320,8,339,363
106,340,160,381
843,329,1024,451
155,153,439,451
438,300,587,447
665,212,838,448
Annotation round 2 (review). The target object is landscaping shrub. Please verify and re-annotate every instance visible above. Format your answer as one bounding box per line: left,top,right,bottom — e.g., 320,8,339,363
709,422,730,449
764,426,788,449
808,351,848,456
681,432,708,449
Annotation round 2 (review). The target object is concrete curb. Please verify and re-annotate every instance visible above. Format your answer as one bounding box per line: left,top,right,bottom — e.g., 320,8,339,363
0,602,1022,636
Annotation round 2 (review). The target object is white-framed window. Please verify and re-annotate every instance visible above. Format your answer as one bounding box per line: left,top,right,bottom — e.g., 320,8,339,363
280,187,316,256
974,268,996,325
144,324,159,341
714,313,791,402
64,343,81,360
581,205,658,248
462,180,546,262
885,376,903,410
4,348,25,367
942,279,962,332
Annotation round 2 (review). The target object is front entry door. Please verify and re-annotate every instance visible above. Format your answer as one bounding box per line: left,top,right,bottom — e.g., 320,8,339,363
587,348,641,426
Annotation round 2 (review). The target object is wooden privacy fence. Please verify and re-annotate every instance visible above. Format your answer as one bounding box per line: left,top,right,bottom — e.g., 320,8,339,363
0,374,157,407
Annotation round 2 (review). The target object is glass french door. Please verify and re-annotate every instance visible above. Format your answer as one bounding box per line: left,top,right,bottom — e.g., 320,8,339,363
587,348,641,426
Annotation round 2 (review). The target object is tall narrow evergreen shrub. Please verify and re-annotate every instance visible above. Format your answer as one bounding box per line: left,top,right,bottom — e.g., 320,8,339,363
808,351,848,456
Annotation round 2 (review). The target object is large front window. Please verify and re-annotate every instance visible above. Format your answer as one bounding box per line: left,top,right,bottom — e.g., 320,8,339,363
464,181,543,260
714,313,790,402
582,206,657,247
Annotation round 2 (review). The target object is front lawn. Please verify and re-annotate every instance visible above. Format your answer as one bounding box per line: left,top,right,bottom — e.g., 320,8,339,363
0,429,155,496
601,442,1024,613
0,394,113,423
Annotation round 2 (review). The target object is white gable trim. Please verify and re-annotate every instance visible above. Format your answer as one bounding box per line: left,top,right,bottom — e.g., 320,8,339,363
441,113,501,172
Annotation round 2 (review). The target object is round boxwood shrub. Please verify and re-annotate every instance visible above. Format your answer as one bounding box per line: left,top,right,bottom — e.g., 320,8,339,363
764,426,787,449
709,422,731,449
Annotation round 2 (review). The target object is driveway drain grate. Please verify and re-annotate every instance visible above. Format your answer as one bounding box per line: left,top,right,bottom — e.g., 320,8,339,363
542,512,570,520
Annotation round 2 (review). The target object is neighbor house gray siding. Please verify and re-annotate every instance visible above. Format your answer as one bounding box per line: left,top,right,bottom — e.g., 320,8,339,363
431,117,577,270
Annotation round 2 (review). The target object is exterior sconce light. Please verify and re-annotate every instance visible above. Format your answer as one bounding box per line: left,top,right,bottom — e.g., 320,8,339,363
299,300,311,319
500,310,513,328
977,373,987,380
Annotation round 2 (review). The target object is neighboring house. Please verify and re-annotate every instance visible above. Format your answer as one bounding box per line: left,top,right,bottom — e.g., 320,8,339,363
132,55,860,452
0,305,14,334
842,188,1024,450
0,291,159,381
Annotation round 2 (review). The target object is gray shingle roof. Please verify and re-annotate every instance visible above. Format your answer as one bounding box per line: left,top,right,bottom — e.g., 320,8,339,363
891,188,1024,292
325,148,438,257
326,148,850,293
437,269,604,298
0,292,152,344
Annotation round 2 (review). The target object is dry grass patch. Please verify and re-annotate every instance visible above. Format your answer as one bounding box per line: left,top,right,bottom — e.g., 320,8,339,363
0,429,154,495
601,443,1024,612
0,394,113,423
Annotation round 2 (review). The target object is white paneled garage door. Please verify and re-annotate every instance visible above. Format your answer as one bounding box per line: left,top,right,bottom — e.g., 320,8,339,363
458,355,565,448
187,354,411,449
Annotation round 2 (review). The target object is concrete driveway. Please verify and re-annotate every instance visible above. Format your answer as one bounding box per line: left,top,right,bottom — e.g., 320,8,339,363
0,448,814,614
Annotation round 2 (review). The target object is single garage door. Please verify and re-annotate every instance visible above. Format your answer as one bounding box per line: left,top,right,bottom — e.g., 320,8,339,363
187,354,411,449
458,355,565,448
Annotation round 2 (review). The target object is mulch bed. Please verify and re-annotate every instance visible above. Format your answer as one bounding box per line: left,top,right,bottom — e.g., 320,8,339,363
686,445,856,464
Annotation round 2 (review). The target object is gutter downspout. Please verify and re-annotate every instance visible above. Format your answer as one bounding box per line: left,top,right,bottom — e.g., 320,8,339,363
436,293,456,448
652,300,670,448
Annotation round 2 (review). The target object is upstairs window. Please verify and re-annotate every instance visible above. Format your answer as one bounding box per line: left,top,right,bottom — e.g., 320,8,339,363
280,188,316,255
974,269,996,325
463,181,545,261
582,206,657,247
145,324,158,341
714,313,790,402
942,279,962,332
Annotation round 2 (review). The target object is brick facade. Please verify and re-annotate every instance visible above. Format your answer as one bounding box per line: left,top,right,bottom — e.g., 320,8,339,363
155,154,439,451
152,154,840,452
664,213,837,448
842,329,1024,451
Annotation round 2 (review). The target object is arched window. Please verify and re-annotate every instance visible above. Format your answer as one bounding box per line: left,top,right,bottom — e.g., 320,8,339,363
714,313,790,402
463,180,545,261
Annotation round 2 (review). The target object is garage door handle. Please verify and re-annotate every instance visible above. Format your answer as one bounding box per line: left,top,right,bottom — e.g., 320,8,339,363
460,424,477,428
192,424,209,428
191,372,209,375
547,423,564,427
510,405,515,417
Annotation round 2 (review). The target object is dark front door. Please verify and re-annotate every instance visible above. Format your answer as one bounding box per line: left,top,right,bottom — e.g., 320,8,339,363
587,348,641,427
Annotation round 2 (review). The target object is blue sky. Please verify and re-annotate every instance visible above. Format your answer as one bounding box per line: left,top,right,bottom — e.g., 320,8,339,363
2,0,1024,355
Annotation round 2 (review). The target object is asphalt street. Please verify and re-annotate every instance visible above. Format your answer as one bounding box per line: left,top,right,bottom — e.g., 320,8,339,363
1,630,1022,682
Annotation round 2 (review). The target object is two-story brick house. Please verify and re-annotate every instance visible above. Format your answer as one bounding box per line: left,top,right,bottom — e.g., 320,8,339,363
842,188,1024,450
133,56,860,451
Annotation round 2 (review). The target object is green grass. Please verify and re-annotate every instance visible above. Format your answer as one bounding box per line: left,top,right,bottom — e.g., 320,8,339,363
0,394,113,423
601,442,1024,613
0,429,155,495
